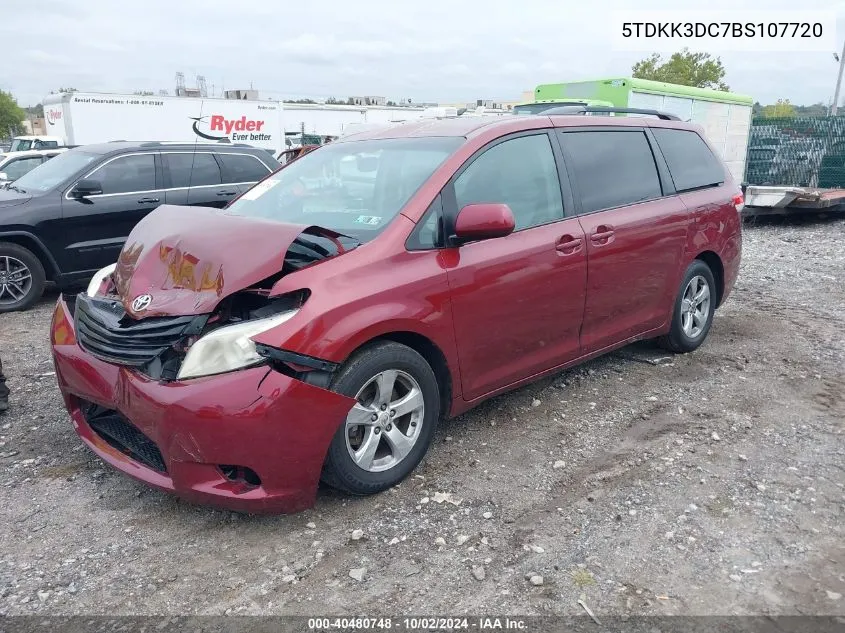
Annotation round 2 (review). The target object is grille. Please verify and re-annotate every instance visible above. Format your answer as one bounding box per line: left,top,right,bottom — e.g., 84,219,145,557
74,294,197,368
82,401,167,473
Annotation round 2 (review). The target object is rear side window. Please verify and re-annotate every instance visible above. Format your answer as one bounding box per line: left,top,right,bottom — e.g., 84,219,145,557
218,154,271,184
163,153,221,188
92,154,156,195
559,130,662,214
651,128,725,192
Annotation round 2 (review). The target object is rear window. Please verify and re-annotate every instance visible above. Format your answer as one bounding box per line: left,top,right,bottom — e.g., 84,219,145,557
218,153,271,184
652,128,725,192
559,130,662,214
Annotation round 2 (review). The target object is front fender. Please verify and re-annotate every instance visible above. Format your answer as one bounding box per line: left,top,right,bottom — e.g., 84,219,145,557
253,295,458,366
251,261,462,399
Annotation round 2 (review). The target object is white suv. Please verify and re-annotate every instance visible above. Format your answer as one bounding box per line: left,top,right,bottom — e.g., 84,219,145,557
0,148,68,183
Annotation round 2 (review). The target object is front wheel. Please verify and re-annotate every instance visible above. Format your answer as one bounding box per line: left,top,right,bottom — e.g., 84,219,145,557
321,341,440,495
659,260,717,353
0,242,46,313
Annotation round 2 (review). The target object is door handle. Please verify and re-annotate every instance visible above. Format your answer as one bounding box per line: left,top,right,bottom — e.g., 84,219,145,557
590,224,615,244
555,235,583,255
216,190,237,196
137,197,160,204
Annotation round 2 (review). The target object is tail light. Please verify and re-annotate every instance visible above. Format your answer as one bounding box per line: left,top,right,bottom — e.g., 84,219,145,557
732,192,744,214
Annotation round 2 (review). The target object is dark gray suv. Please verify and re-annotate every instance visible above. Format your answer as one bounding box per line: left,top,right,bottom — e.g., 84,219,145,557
0,141,280,312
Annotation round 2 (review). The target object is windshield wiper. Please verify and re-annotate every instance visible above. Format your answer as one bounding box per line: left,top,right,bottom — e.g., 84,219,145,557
6,184,26,194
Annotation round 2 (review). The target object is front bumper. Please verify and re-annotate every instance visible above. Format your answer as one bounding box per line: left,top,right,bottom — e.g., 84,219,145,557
50,295,356,514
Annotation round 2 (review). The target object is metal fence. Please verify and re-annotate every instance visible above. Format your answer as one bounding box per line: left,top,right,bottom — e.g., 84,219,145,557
745,116,845,188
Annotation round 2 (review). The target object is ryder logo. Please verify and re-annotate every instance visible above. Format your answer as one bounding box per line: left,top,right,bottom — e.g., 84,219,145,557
46,109,63,125
190,114,271,142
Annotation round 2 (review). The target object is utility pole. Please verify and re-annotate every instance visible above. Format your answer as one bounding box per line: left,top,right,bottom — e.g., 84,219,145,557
831,38,845,115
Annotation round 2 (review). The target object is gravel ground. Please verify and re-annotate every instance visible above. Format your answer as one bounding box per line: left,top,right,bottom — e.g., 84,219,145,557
0,215,843,617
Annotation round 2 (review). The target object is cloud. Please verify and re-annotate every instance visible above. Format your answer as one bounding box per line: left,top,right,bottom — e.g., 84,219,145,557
0,0,841,106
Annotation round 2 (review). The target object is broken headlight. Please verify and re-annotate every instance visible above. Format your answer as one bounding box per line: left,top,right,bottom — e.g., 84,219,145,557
177,309,299,380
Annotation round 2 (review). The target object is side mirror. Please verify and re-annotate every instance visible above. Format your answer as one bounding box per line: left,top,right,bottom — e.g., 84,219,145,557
454,203,515,242
70,178,103,198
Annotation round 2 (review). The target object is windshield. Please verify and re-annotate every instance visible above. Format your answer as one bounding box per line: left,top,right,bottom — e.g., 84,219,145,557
9,139,32,152
226,137,463,242
11,150,99,194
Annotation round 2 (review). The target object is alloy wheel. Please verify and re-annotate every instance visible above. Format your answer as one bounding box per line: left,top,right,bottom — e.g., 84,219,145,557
345,369,425,473
680,275,711,339
0,256,33,307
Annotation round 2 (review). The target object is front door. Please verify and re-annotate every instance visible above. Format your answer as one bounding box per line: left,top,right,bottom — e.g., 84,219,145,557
445,132,587,401
557,128,690,353
59,152,162,274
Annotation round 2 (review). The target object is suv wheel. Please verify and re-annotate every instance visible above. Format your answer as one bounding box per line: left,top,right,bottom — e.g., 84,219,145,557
0,242,46,313
660,260,717,353
321,341,440,495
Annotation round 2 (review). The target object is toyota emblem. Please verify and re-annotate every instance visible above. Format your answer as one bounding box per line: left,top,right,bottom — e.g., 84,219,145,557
131,294,152,312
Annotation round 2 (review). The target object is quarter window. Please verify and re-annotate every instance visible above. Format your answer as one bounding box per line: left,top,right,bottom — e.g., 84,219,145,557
559,130,662,214
91,154,156,195
454,134,564,231
218,154,271,184
406,196,444,250
651,128,725,192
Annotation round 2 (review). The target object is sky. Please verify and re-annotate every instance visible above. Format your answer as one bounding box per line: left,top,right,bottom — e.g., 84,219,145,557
3,0,845,107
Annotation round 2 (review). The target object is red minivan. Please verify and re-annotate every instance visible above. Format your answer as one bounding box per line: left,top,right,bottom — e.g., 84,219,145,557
50,112,742,513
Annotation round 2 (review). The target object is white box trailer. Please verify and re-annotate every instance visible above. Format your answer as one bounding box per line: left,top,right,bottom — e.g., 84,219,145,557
281,103,426,139
43,92,428,151
43,92,285,151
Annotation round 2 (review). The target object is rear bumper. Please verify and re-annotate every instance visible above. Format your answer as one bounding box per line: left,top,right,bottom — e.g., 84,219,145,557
720,227,742,306
50,295,356,514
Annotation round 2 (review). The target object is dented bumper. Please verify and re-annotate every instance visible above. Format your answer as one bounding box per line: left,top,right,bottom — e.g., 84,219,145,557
50,295,355,514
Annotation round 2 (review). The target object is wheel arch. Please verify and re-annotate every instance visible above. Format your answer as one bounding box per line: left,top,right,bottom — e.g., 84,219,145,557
344,331,454,421
0,232,59,281
694,250,724,307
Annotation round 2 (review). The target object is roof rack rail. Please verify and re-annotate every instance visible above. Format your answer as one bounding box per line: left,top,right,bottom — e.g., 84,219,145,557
136,141,256,148
543,106,680,121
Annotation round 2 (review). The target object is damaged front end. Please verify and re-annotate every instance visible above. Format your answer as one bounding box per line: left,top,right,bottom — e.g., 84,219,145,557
75,205,356,383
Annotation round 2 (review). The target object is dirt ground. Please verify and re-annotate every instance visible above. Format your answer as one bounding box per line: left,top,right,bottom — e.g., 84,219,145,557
0,214,843,617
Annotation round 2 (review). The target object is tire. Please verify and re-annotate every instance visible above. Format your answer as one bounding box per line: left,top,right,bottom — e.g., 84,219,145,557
321,341,440,495
659,260,717,354
0,242,46,313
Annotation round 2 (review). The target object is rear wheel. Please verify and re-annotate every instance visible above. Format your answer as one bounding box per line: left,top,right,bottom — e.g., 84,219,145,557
659,260,717,353
321,341,440,495
0,242,45,313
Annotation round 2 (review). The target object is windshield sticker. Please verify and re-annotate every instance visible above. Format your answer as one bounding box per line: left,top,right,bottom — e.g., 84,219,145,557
240,179,280,201
354,215,382,225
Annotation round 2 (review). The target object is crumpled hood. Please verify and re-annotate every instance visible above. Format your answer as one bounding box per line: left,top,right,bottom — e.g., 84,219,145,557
113,205,310,317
